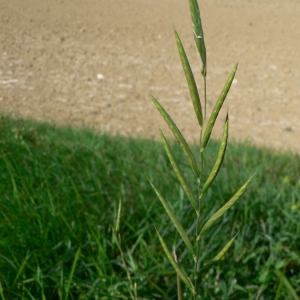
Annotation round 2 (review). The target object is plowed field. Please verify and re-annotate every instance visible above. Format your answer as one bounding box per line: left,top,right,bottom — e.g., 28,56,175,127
1,0,300,152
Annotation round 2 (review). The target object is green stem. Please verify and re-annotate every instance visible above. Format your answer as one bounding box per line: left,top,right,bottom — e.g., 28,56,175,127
194,73,207,298
194,192,203,299
114,230,137,300
204,76,207,121
194,130,205,298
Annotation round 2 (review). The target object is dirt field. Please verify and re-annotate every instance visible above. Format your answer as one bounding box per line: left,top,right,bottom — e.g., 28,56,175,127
1,0,300,153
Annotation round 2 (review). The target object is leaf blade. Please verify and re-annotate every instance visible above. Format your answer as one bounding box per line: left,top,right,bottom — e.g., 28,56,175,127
200,174,254,236
151,95,200,178
175,30,203,127
66,247,81,300
201,114,228,195
116,198,122,232
160,130,199,214
202,63,238,149
150,181,196,262
274,270,299,300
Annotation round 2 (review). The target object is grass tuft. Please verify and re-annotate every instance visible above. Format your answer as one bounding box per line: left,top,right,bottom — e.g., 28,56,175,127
0,116,299,298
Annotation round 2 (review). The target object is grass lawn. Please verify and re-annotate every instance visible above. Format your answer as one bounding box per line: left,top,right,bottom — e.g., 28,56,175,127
0,116,299,299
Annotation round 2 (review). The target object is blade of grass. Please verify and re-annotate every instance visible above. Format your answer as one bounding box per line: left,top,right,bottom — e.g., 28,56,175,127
151,96,200,179
41,291,46,300
0,254,17,270
116,198,122,232
150,181,196,261
189,0,206,76
274,270,299,300
201,114,228,195
202,63,238,149
3,156,21,207
275,272,283,300
0,282,5,300
112,228,122,252
112,227,137,300
175,30,203,127
211,232,239,262
13,251,30,286
156,229,195,294
65,247,81,300
200,174,254,236
22,286,36,300
160,130,198,214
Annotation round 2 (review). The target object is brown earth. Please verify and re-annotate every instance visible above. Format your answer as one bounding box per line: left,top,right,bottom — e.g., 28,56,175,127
1,0,300,153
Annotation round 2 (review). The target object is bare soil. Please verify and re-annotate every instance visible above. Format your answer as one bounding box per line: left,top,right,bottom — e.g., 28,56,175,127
1,0,300,153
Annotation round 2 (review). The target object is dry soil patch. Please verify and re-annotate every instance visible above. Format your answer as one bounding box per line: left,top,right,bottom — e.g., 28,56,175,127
1,0,300,153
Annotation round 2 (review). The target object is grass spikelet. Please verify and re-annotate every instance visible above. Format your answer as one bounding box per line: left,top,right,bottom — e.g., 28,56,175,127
160,130,198,214
175,30,203,127
151,95,200,179
189,0,206,76
202,63,238,149
200,175,254,236
201,114,229,195
150,181,196,261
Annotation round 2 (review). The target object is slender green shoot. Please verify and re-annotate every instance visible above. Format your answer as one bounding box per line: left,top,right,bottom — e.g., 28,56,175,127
113,199,138,300
65,247,81,300
150,0,254,298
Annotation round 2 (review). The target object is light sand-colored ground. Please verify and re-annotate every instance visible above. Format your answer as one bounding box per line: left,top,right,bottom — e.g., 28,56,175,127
1,0,300,152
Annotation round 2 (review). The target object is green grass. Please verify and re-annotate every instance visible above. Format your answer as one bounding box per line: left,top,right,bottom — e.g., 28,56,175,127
0,116,299,299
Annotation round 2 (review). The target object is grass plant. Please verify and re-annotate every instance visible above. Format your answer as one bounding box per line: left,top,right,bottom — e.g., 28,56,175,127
0,1,299,298
150,0,253,298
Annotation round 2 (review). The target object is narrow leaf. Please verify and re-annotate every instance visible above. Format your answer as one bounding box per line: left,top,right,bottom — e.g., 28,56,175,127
202,63,238,149
116,198,122,232
189,0,206,76
65,247,81,300
160,131,199,214
150,181,196,261
212,232,238,262
112,228,121,250
200,174,254,236
151,95,200,178
13,251,30,286
175,30,203,127
274,270,299,300
156,229,195,294
0,282,5,300
201,114,228,195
